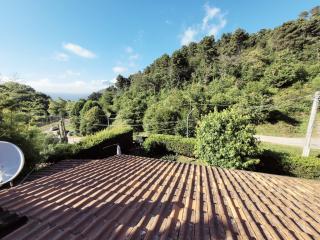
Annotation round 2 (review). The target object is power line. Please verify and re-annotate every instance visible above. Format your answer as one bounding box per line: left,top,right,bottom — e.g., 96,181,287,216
94,119,195,128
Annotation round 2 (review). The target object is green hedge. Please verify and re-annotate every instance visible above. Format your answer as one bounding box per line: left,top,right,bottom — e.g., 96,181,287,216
143,134,196,157
281,156,320,179
257,147,320,179
48,126,133,161
143,134,320,179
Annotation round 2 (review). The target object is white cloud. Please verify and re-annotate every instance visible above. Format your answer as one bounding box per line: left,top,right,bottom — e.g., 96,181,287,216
129,53,139,60
54,52,69,62
0,74,12,83
202,4,220,29
65,70,81,77
165,20,172,25
128,62,136,68
24,78,109,94
59,70,81,79
180,4,227,46
63,43,96,59
125,46,133,54
0,73,22,83
180,27,198,45
112,46,140,75
112,66,127,74
202,4,227,36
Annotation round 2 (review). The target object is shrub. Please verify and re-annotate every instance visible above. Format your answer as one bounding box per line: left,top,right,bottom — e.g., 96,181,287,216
47,143,76,160
143,134,196,157
78,125,132,150
160,154,178,162
195,109,259,169
48,125,133,161
0,121,57,173
282,156,320,179
258,147,320,179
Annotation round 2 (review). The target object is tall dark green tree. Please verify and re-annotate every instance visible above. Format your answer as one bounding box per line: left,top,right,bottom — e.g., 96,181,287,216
115,75,131,90
70,99,86,134
170,50,191,88
310,6,320,17
80,106,107,135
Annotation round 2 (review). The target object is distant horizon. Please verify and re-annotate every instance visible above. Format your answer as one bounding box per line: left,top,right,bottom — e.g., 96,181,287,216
48,92,90,101
0,80,106,100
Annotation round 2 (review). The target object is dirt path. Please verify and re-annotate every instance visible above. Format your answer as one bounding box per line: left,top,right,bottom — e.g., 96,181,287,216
255,135,320,149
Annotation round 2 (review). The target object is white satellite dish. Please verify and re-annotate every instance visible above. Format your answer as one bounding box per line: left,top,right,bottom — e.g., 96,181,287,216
0,141,25,186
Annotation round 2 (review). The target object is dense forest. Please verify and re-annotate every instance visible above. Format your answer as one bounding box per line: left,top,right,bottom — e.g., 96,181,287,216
90,7,320,138
0,7,319,177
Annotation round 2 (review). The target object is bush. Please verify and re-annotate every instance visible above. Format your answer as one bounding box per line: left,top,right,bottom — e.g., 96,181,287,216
282,156,320,179
143,134,196,157
195,109,259,169
258,146,320,179
0,122,56,173
78,125,132,150
48,125,133,161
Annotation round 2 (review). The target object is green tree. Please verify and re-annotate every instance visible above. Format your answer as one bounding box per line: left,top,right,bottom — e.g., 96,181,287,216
48,98,68,117
299,11,309,19
0,82,50,123
233,82,273,123
87,92,102,101
80,100,100,116
264,60,308,88
115,91,148,131
70,99,86,134
115,75,131,90
80,106,107,135
198,36,218,63
310,6,320,17
218,29,249,56
143,91,191,136
231,28,249,54
195,109,259,169
240,49,270,81
170,50,191,88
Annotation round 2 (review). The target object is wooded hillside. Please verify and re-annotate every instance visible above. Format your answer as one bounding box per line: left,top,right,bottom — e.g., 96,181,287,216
96,8,320,137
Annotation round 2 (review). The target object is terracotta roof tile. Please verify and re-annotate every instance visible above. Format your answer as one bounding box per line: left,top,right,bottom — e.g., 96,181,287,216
0,155,319,239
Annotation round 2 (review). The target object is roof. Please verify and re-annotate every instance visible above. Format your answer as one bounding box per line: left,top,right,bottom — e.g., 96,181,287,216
0,155,319,240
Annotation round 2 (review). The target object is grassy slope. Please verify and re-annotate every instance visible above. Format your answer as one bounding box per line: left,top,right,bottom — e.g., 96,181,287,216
260,142,320,157
256,112,319,137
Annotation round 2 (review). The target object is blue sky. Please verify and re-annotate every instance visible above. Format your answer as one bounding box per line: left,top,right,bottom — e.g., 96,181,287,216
0,0,318,98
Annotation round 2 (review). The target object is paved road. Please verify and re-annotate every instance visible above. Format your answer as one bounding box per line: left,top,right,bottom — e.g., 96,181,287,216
256,135,320,149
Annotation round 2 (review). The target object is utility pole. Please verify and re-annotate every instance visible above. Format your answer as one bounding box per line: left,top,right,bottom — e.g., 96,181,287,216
302,91,320,157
